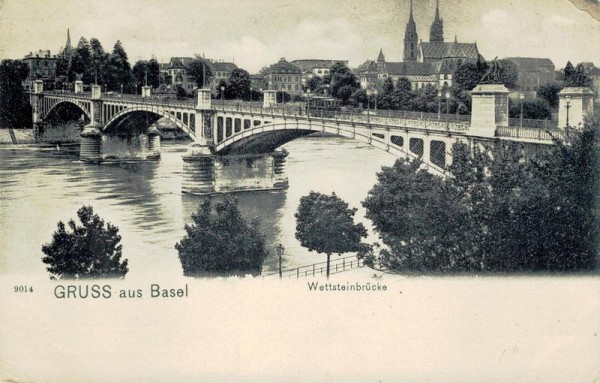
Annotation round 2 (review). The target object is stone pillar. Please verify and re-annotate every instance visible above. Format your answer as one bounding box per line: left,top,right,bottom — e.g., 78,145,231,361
31,80,44,141
182,144,215,195
74,80,83,94
263,90,278,108
147,125,162,160
470,83,510,138
80,84,104,163
91,84,102,100
272,150,289,189
558,87,595,129
196,88,212,109
142,85,152,98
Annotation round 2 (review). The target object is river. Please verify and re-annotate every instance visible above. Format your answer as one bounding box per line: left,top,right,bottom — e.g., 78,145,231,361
0,136,398,278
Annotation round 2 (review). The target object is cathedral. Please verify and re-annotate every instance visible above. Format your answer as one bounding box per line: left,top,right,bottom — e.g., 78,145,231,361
358,0,482,91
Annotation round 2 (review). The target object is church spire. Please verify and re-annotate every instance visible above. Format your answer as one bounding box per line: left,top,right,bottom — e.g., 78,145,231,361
404,0,418,61
66,28,72,51
430,0,444,42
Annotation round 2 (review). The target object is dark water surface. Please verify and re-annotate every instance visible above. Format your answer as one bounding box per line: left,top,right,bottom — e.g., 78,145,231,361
0,137,397,278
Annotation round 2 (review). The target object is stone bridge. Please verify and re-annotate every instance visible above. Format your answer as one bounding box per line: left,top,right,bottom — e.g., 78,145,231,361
29,80,594,195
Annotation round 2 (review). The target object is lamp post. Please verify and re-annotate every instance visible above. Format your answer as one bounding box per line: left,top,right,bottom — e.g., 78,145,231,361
437,90,442,120
306,88,311,115
374,89,378,113
565,95,571,128
445,91,451,132
519,93,525,137
276,244,285,279
120,84,123,96
220,85,225,108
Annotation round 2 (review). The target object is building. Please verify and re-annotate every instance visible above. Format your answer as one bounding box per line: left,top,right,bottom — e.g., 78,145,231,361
505,57,556,92
207,60,238,93
158,57,238,94
359,0,480,91
290,59,349,88
264,58,302,94
23,50,57,90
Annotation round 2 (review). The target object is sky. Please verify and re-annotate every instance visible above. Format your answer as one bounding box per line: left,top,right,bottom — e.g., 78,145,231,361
0,0,599,73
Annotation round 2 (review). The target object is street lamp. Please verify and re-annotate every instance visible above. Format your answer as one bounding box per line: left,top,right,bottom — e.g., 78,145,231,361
565,95,571,128
373,89,378,113
305,88,311,115
120,84,123,96
276,244,285,279
519,93,525,137
445,91,451,132
437,90,442,120
220,85,225,108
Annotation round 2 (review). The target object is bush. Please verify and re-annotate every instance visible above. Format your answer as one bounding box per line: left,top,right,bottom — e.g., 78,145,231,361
175,197,268,276
41,206,128,279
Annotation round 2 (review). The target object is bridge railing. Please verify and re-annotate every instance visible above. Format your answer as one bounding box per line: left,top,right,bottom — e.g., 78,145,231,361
508,118,558,130
215,101,472,132
496,126,565,141
263,255,364,278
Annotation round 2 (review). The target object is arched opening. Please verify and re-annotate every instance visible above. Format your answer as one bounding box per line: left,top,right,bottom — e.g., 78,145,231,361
42,102,90,143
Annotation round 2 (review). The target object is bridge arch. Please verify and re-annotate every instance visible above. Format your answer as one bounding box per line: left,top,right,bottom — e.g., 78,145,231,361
45,100,92,121
213,120,448,176
103,105,196,139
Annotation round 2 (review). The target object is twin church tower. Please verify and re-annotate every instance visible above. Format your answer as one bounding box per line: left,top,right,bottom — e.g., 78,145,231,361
404,0,444,61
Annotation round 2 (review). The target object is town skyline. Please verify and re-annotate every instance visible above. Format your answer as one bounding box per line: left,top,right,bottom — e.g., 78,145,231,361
1,0,599,73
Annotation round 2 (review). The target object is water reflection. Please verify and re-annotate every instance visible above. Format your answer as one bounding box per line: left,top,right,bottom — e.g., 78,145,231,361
0,136,397,278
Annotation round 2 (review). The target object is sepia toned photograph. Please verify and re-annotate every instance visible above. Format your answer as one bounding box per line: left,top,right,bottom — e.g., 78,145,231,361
1,0,599,381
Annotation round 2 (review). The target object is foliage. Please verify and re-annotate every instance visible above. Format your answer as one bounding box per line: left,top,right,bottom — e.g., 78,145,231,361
175,197,269,276
323,62,359,101
225,68,252,100
305,76,322,92
89,38,108,85
454,62,487,91
395,77,412,93
0,59,32,129
147,57,161,88
563,61,591,87
187,58,213,88
69,37,93,83
41,206,128,279
175,85,188,100
363,119,600,273
537,82,564,109
496,59,518,89
509,98,552,120
382,78,395,94
351,88,368,107
276,91,291,103
295,191,367,277
105,40,134,92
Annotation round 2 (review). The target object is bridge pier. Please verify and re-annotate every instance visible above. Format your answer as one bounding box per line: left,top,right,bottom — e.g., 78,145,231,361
182,150,289,195
147,125,162,160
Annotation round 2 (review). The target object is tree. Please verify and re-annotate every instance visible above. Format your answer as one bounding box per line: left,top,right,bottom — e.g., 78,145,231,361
187,58,213,88
363,118,600,273
382,78,395,94
306,76,322,92
295,192,367,277
175,197,269,276
147,56,161,88
509,98,552,120
105,40,134,92
175,84,188,100
563,61,576,86
454,62,487,91
69,37,92,83
41,206,128,279
89,38,108,85
537,82,563,109
132,60,149,93
497,59,518,89
324,62,359,101
0,59,32,129
226,68,252,100
395,77,412,93
351,88,368,107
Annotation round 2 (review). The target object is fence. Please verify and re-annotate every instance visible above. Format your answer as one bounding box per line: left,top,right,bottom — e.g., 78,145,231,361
263,255,364,278
496,126,564,141
508,118,558,130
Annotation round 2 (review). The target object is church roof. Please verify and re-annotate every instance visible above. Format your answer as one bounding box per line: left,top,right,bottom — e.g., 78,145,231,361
420,41,478,60
357,60,380,73
377,49,385,62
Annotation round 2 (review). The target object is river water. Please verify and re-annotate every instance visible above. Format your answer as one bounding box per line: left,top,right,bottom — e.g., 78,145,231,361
0,136,397,278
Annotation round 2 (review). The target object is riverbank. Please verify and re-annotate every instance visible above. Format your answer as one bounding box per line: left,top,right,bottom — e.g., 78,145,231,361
0,128,35,144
